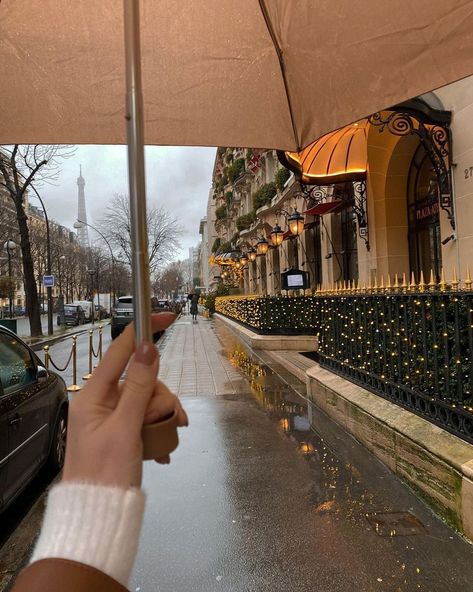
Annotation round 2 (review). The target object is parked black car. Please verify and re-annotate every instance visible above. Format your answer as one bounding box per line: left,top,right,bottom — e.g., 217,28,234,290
0,326,68,513
63,304,86,326
111,296,166,342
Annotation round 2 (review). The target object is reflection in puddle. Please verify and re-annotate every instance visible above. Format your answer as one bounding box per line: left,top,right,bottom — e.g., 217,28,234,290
226,342,389,530
211,323,461,591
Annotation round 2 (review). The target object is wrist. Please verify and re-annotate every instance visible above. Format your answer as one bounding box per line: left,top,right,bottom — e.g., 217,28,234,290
30,482,145,586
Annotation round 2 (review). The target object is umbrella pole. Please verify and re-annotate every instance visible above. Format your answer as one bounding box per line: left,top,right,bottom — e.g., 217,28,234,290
124,0,152,344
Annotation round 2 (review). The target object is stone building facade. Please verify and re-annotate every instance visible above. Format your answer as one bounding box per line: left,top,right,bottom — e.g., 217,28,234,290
206,77,473,294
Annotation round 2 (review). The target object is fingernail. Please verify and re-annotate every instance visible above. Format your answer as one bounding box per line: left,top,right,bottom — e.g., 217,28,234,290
135,341,157,365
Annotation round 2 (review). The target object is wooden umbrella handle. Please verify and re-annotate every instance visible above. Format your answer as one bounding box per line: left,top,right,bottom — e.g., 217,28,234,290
141,409,179,460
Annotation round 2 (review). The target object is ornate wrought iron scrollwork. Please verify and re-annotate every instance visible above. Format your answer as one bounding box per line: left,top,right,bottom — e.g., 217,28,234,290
368,111,455,230
300,183,329,207
353,180,370,250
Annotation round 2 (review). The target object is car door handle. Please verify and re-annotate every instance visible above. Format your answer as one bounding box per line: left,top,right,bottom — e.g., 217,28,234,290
9,415,23,426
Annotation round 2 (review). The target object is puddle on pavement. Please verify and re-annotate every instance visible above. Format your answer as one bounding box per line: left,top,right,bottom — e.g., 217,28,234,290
365,511,426,537
211,322,385,526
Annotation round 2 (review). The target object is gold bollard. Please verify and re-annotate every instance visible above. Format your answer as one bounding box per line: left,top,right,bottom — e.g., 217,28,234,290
67,335,82,392
43,345,50,370
99,326,103,361
83,330,93,380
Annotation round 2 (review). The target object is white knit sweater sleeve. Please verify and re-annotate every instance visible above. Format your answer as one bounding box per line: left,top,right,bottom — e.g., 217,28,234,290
30,482,145,587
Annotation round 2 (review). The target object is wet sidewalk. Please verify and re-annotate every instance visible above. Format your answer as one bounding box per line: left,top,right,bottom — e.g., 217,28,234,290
158,315,244,395
133,316,473,592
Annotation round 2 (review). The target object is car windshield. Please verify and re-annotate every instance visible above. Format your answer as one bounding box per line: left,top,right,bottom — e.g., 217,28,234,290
64,306,78,312
118,297,133,305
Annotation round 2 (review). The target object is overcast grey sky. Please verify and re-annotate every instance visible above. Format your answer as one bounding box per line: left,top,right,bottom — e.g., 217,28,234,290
37,145,216,260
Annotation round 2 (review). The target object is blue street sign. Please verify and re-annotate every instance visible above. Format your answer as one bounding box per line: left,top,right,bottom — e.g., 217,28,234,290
43,275,55,288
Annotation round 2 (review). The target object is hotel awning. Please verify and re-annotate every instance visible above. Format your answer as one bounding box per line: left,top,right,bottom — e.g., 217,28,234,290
280,121,368,185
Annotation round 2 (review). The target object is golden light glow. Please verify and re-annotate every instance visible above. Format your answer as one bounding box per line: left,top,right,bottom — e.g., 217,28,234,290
256,238,269,255
270,224,284,246
289,219,304,236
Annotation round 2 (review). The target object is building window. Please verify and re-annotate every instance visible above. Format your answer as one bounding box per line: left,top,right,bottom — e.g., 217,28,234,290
407,144,442,282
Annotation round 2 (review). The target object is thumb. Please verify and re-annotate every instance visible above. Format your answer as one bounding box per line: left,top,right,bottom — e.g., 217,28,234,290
116,341,158,429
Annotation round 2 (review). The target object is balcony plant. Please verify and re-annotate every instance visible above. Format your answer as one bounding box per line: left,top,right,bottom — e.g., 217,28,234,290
253,182,277,210
275,167,291,191
236,211,256,231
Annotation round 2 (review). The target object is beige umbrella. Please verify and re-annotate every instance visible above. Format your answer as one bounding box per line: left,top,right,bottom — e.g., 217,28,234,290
2,0,473,340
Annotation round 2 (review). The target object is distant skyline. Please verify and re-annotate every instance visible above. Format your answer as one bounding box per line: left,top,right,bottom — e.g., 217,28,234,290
35,145,216,260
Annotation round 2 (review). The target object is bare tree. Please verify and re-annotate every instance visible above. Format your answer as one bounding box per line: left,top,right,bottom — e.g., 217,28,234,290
0,145,75,336
99,194,182,277
154,260,186,298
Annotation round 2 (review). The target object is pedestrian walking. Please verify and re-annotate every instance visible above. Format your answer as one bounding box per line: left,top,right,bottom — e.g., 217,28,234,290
11,314,188,592
190,293,199,322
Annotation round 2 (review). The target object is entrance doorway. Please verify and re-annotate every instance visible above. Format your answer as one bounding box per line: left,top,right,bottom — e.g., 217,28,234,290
407,143,442,282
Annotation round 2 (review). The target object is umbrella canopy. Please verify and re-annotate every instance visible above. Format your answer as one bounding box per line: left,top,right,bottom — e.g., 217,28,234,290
2,0,473,151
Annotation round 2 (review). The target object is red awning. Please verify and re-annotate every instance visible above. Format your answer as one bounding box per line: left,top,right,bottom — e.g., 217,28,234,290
303,200,344,216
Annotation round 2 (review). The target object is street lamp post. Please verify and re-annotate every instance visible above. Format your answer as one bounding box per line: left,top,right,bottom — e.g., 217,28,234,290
58,254,66,325
87,268,96,325
4,239,17,318
74,219,116,312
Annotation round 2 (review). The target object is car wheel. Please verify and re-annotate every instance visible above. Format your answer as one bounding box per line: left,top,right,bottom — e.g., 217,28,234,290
47,409,67,473
111,326,120,340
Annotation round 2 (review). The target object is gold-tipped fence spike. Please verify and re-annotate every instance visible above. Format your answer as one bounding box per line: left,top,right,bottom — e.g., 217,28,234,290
419,270,426,292
394,274,399,290
380,275,385,290
451,266,459,290
367,276,372,291
465,267,472,291
429,270,436,290
440,268,446,292
386,274,392,291
410,272,416,290
402,272,407,290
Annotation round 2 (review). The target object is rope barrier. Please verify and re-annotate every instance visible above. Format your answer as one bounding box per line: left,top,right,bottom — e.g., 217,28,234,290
43,335,82,392
41,322,110,391
43,343,74,373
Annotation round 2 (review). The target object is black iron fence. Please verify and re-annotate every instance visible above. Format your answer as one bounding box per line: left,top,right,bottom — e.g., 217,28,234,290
216,286,473,444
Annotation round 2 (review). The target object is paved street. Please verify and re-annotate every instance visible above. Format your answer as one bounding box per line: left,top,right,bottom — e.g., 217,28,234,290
3,313,473,592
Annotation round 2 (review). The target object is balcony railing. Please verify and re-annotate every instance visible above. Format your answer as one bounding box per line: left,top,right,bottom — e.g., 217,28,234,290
216,279,473,444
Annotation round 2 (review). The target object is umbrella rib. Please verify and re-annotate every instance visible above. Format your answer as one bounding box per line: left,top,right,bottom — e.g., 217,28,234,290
258,0,300,151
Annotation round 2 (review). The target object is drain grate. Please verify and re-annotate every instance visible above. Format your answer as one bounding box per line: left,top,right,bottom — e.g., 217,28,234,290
365,511,426,537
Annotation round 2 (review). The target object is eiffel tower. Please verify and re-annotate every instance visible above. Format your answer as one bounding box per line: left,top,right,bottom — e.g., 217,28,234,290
76,165,89,248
